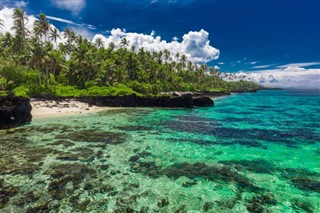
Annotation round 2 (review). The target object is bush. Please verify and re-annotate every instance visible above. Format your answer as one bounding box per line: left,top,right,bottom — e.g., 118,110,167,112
12,85,30,97
53,85,85,97
0,90,8,97
127,81,153,94
87,84,140,96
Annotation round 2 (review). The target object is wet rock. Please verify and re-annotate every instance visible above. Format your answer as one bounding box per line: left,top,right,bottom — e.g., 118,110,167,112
157,197,169,207
292,199,314,213
56,152,79,161
46,163,96,200
71,147,95,161
14,191,39,206
202,201,214,212
139,206,149,213
100,164,110,171
51,140,75,148
216,190,242,209
246,193,277,213
26,202,53,213
69,194,90,211
174,205,187,213
182,181,197,187
161,163,261,192
114,207,135,213
96,150,104,158
56,130,126,144
117,125,152,131
290,177,320,193
0,179,19,208
129,151,152,162
164,121,319,147
219,159,276,174
193,96,214,107
130,161,159,177
0,96,32,129
79,94,196,108
0,133,53,175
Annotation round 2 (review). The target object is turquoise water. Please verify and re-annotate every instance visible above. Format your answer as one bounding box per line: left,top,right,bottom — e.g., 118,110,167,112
0,90,319,212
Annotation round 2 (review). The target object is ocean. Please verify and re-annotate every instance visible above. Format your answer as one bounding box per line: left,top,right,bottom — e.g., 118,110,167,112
0,90,319,212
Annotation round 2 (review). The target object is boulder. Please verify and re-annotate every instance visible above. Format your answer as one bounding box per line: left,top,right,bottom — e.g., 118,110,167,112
0,96,32,129
193,96,214,107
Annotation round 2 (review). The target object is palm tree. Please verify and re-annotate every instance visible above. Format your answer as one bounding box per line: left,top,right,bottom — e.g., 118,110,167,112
95,37,104,48
49,28,60,45
0,18,3,30
108,42,115,50
1,32,13,49
63,28,75,44
12,8,29,52
47,50,64,87
180,54,187,70
163,49,171,61
120,37,129,48
38,13,50,41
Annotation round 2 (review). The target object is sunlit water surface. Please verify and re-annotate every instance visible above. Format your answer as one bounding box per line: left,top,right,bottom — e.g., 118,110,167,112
0,90,319,212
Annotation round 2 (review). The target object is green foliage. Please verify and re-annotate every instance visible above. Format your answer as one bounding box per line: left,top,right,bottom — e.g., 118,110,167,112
127,81,153,94
52,85,84,97
12,85,30,97
0,65,39,89
52,84,140,97
86,84,140,96
0,10,262,97
0,90,8,97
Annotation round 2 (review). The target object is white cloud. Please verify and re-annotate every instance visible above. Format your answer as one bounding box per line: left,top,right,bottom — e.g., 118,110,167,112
93,28,219,63
46,15,78,25
277,62,320,69
14,1,27,8
50,0,85,14
0,7,66,47
252,64,277,69
46,15,96,30
1,7,219,63
233,65,320,89
0,7,38,35
247,61,257,65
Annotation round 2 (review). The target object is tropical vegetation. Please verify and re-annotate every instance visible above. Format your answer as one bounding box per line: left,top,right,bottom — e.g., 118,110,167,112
0,8,261,97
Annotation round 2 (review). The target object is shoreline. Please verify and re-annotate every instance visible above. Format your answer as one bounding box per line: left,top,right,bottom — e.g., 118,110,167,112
31,99,117,119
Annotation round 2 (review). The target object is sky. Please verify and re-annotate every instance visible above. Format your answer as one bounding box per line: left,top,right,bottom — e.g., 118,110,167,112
0,0,319,89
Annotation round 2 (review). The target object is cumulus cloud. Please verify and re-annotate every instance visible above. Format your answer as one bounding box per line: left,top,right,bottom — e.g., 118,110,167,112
1,7,219,63
234,64,320,89
50,0,85,14
0,7,38,35
93,28,219,63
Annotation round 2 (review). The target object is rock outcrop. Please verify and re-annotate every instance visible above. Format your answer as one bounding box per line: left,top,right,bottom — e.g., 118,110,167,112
0,96,32,129
193,96,214,107
77,94,213,108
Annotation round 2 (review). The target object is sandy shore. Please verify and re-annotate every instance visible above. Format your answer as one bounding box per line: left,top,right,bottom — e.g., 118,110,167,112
31,99,115,119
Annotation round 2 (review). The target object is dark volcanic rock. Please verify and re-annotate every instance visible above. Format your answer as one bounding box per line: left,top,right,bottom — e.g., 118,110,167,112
77,94,214,108
0,96,32,129
193,96,214,107
78,94,194,108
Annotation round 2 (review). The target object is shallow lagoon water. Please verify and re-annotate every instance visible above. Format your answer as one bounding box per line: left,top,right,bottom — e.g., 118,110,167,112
0,90,319,212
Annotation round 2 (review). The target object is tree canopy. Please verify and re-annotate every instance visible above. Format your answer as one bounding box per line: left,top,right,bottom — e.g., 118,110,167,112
0,9,261,97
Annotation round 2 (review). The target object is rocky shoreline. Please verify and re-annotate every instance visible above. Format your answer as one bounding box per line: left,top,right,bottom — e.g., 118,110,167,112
0,93,219,129
0,96,32,129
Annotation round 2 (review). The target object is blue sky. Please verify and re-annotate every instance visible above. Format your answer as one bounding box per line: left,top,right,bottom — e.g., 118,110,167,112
0,0,319,88
19,0,320,72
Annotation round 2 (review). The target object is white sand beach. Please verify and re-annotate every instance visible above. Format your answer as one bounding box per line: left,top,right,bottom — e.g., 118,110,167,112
31,99,114,119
